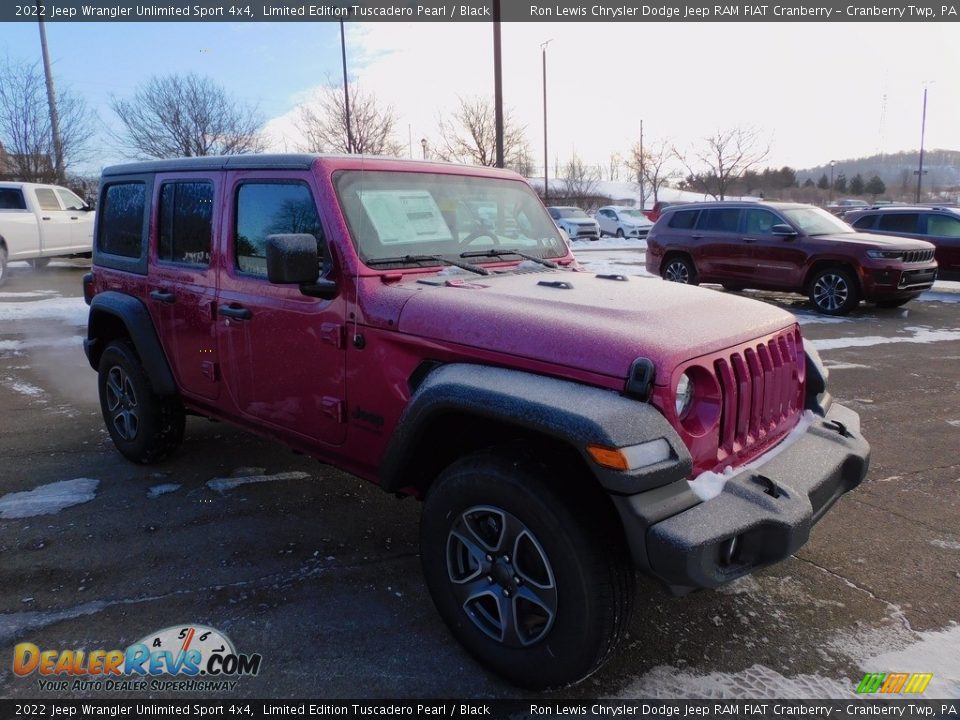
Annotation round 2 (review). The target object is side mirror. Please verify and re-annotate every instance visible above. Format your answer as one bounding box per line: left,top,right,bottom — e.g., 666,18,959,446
266,233,337,300
771,224,797,238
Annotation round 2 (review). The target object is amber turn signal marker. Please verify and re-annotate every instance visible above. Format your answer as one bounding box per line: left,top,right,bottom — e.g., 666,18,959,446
586,444,630,471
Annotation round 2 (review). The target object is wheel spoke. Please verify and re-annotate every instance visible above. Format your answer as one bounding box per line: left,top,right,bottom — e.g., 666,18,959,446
496,592,523,646
447,529,486,583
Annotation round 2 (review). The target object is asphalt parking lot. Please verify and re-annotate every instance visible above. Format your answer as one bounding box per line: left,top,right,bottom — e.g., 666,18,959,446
1,252,958,700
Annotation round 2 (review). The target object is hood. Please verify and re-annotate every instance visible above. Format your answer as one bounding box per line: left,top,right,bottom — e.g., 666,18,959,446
396,271,796,381
818,232,936,250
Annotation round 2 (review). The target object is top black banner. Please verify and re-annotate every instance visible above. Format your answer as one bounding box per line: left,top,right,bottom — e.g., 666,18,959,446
4,0,959,22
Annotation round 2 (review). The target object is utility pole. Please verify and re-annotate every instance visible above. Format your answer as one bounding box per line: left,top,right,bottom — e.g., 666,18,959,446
492,0,504,168
638,119,645,210
541,40,552,203
37,0,64,182
915,86,929,203
339,20,354,154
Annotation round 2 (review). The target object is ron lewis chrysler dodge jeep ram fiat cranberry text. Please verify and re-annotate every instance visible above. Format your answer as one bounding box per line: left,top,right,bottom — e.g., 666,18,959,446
84,155,869,689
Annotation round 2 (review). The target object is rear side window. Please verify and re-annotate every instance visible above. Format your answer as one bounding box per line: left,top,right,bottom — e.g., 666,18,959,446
0,188,26,210
98,183,146,258
35,188,61,211
667,210,699,229
878,213,919,233
926,214,960,237
697,208,741,233
158,182,214,266
851,214,877,230
235,182,324,278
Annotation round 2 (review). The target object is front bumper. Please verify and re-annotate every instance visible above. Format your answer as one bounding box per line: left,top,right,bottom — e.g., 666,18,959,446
612,402,869,593
568,225,600,240
861,263,938,299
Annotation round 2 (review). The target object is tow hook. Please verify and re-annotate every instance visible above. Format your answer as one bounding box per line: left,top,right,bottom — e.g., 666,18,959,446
754,474,782,498
825,419,853,438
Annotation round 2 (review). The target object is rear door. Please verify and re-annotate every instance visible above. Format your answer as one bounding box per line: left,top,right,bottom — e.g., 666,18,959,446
148,175,222,402
923,212,960,273
741,207,807,288
876,212,922,238
33,186,74,253
692,207,744,279
216,171,347,445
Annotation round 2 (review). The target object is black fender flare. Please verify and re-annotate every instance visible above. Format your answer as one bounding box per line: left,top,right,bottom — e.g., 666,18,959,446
84,291,177,396
379,363,692,495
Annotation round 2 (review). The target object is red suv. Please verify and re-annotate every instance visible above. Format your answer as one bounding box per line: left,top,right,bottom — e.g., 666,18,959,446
646,201,938,314
84,156,868,688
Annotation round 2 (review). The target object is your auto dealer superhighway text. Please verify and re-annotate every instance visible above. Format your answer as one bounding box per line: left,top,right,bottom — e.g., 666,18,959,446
528,4,946,16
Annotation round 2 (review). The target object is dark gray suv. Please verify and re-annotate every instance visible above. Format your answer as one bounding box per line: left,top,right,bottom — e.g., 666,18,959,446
844,206,960,278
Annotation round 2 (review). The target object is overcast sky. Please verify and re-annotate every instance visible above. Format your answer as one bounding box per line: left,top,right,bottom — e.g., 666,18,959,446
2,20,957,174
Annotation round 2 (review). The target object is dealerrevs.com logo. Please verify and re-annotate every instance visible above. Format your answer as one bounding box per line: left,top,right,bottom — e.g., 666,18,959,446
855,672,933,694
13,625,262,692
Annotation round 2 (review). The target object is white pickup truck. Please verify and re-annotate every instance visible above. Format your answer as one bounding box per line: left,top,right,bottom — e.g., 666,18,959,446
0,181,95,286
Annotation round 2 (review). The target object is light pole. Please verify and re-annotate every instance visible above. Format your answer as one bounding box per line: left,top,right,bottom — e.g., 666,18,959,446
829,160,836,202
37,0,64,182
420,138,428,160
915,86,929,203
339,20,354,154
541,39,552,203
492,0,504,168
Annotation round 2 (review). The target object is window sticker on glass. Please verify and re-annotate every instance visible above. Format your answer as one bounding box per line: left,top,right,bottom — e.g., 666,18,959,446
359,190,453,244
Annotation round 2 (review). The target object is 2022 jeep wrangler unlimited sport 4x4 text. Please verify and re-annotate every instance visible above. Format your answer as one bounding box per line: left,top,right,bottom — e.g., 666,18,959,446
84,155,869,689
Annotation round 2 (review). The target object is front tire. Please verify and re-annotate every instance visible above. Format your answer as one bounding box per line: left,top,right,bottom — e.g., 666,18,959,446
615,228,625,238
420,450,634,689
97,340,185,464
808,267,859,315
662,255,698,285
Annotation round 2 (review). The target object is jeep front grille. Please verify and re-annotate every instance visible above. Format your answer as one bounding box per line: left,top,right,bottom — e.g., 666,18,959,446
903,249,935,263
713,327,805,465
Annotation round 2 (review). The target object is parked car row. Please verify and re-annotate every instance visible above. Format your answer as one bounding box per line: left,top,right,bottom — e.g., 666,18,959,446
547,204,654,240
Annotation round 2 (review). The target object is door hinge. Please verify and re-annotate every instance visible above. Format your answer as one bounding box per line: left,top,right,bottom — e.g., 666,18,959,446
200,360,219,382
320,322,346,349
321,397,346,423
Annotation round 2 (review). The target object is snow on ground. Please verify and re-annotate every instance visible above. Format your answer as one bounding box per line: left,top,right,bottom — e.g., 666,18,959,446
811,327,960,352
0,296,88,326
0,290,59,299
571,238,648,252
206,471,310,493
0,478,98,519
0,336,84,357
919,290,960,304
4,379,45,399
575,251,656,278
147,483,181,499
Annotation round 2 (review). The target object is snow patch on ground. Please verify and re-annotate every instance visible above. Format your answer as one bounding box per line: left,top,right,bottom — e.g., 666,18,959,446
792,314,852,326
919,291,960,304
147,484,181,499
571,238,647,251
0,336,84,355
822,361,872,371
930,538,960,550
688,411,817,501
811,327,960,351
5,379,45,398
0,296,88,326
0,290,59,299
206,471,310,493
0,479,98,519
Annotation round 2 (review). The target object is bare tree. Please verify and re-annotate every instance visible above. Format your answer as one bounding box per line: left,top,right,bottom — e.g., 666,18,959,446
675,126,770,200
0,56,94,182
436,96,530,170
111,73,264,159
560,154,600,205
299,85,401,156
626,139,678,204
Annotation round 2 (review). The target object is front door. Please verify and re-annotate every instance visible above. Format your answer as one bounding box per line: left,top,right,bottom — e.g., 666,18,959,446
741,207,807,289
216,172,347,446
33,187,74,253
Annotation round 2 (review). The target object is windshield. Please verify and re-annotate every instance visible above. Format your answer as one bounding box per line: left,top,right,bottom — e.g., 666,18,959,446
620,209,648,220
781,207,854,236
335,171,568,267
554,207,588,218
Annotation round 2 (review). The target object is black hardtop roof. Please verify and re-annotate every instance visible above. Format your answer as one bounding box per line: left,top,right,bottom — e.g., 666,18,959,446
101,154,320,177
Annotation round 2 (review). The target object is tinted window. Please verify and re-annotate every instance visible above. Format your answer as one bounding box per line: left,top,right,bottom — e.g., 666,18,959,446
852,214,877,230
35,188,61,211
926,214,960,237
697,208,741,233
878,213,919,233
55,188,86,211
98,183,146,258
668,210,699,229
743,209,781,235
158,182,214,266
548,208,560,219
0,188,26,210
235,182,324,278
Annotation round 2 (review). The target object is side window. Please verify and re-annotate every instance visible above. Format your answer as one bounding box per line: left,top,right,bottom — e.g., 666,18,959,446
697,208,741,233
0,188,26,210
926,214,960,237
98,183,146,258
158,181,214,266
877,213,919,233
743,209,781,235
852,214,877,230
668,210,699,229
234,182,325,278
548,208,560,219
35,188,61,211
55,188,86,211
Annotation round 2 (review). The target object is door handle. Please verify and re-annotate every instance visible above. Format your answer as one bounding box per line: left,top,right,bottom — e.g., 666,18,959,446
149,289,176,304
70,216,79,220
740,237,756,243
690,234,703,240
41,216,51,221
218,305,252,320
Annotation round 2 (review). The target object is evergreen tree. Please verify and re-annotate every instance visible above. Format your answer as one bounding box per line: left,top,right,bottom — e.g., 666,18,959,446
864,175,886,196
816,173,829,190
849,173,865,195
835,173,847,193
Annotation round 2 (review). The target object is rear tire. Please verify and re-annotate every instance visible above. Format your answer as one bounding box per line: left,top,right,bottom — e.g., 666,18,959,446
662,255,698,285
420,450,634,689
97,340,185,464
808,267,859,315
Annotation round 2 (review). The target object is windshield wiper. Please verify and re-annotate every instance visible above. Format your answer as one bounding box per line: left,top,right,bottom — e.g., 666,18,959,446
460,249,558,269
367,254,490,276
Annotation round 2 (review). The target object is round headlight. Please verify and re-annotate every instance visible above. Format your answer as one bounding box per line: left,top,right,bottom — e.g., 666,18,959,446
675,373,694,418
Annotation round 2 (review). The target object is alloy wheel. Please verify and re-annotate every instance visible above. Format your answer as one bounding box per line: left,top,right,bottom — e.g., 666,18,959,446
813,273,849,312
105,365,140,440
664,260,690,283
